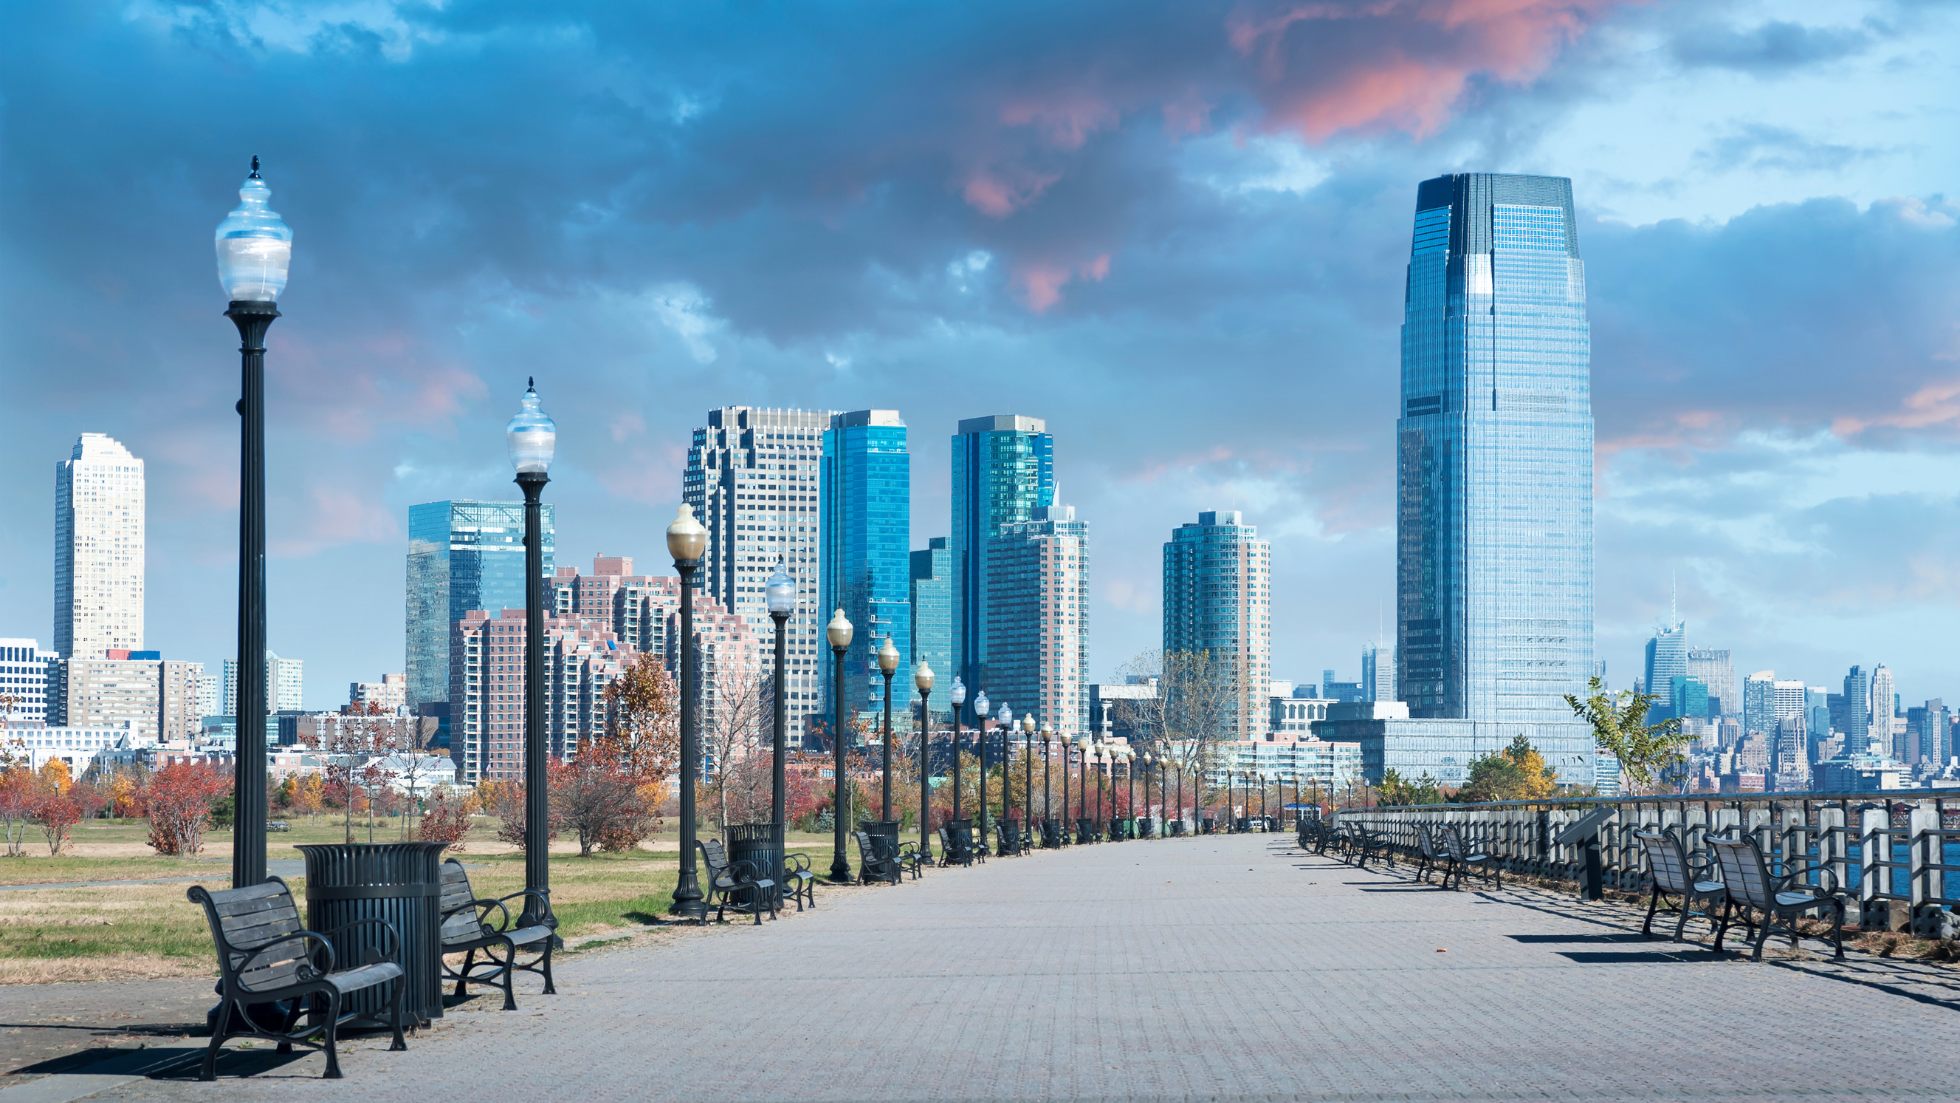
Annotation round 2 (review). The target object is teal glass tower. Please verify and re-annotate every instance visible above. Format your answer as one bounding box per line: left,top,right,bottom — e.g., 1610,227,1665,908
1395,174,1594,746
950,415,1052,696
910,537,952,707
406,500,554,714
820,411,911,724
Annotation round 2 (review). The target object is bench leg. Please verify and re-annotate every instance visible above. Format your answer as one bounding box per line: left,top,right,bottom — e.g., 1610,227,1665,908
1831,900,1845,961
199,999,231,1081
498,939,519,1010
1712,898,1732,952
1752,911,1775,962
1642,888,1661,937
320,991,344,1079
541,934,558,994
390,971,408,1050
454,947,474,998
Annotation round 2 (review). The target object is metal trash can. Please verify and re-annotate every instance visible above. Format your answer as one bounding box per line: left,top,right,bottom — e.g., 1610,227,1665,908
1139,816,1155,839
1202,817,1215,835
296,841,449,1026
1169,819,1185,837
729,822,781,911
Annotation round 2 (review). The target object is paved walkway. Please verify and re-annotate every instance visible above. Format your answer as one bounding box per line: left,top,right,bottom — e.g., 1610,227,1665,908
21,833,1960,1101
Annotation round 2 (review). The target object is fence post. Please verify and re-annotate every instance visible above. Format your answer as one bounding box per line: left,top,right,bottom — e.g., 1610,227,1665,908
1745,806,1773,875
1859,806,1887,907
1909,803,1938,914
1782,808,1808,888
1817,806,1846,897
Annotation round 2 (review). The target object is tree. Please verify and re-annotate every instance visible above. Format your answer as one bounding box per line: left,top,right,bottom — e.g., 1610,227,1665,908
1564,677,1690,793
1115,648,1244,824
419,788,472,851
700,664,767,831
601,652,682,801
549,754,656,856
489,781,556,850
1377,768,1446,806
304,703,405,843
145,762,231,855
30,790,80,855
1456,735,1559,803
0,734,34,856
39,758,72,796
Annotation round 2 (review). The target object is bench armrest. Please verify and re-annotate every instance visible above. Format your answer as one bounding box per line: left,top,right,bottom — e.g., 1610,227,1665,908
319,916,401,965
494,888,553,927
1774,863,1840,896
230,929,337,986
445,895,513,934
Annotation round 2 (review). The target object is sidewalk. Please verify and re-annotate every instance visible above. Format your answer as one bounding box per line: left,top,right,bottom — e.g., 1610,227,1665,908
15,832,1960,1101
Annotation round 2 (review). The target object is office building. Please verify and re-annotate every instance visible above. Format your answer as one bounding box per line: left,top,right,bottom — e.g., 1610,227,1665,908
684,406,831,745
0,639,59,726
11,722,145,773
1669,676,1709,724
1869,665,1895,757
1742,671,1775,738
1643,619,1686,709
1842,665,1870,756
349,674,407,713
1161,511,1271,738
951,414,1053,693
54,434,145,659
48,654,200,745
1806,686,1831,762
1362,644,1396,704
983,503,1089,733
1270,696,1336,736
820,411,911,721
406,500,555,717
1089,679,1156,743
1214,735,1361,792
1383,172,1596,786
1685,648,1736,719
910,538,952,706
225,652,303,714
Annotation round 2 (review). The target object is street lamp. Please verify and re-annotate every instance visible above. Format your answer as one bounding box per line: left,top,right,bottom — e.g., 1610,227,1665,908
914,661,934,860
990,703,1010,846
766,560,796,887
826,608,854,883
1141,752,1153,838
217,158,291,889
1020,714,1035,845
946,677,965,838
667,503,709,920
1040,723,1054,846
508,381,556,926
962,689,985,828
1074,733,1093,844
877,636,900,822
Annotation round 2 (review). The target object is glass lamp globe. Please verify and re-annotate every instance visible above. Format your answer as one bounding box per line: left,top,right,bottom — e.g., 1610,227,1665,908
765,560,797,616
998,704,1012,728
215,158,292,302
1022,715,1035,734
826,608,854,649
950,677,966,708
506,379,556,474
666,503,708,563
1075,733,1093,750
914,659,935,694
877,635,900,674
973,690,989,718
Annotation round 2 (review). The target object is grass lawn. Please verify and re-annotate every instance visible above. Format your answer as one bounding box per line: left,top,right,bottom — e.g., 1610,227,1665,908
0,817,847,984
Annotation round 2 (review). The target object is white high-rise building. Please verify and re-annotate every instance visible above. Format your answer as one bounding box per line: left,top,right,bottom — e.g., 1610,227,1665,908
683,406,832,745
54,434,145,659
1162,510,1271,739
225,651,303,715
1870,664,1896,757
0,639,59,727
1362,644,1396,704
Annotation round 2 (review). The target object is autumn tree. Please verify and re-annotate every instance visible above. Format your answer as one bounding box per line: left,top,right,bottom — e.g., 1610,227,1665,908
1377,768,1445,806
1564,676,1690,793
31,789,80,855
1456,735,1559,803
600,653,681,793
304,702,405,843
419,789,472,851
0,734,32,856
145,762,231,855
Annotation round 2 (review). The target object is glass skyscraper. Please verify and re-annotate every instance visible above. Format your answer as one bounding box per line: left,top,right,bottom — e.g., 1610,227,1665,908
820,410,910,726
950,415,1052,695
405,500,554,714
1383,172,1596,784
1161,511,1271,739
910,537,952,709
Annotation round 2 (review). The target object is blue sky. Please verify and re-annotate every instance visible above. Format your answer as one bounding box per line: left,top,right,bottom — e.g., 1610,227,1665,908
1,0,1956,710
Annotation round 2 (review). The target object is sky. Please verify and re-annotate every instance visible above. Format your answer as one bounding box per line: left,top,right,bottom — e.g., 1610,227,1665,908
1,0,1957,712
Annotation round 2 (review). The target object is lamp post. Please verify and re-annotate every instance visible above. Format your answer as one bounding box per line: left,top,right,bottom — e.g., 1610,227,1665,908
1141,752,1153,838
1092,743,1105,841
217,158,291,889
947,677,966,836
1041,724,1054,845
995,704,1013,841
1076,734,1093,843
914,661,934,859
1175,755,1184,837
962,690,985,826
766,562,796,885
826,608,854,883
1122,747,1134,839
878,637,899,822
1259,772,1268,827
1021,714,1034,841
508,382,556,926
988,703,1009,843
667,504,709,920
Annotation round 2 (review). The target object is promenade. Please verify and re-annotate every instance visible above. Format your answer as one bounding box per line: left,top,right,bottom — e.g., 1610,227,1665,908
20,832,1960,1102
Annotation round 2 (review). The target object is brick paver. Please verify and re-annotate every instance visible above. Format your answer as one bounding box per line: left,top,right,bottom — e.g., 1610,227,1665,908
78,834,1960,1101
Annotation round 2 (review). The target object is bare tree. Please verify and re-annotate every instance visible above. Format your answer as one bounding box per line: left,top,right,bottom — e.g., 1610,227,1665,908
1116,648,1244,829
701,664,768,831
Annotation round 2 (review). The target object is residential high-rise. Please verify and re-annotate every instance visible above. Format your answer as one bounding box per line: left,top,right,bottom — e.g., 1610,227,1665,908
820,410,911,725
1805,686,1831,762
909,538,952,704
1869,664,1895,757
1685,648,1737,719
0,639,59,727
1362,645,1396,704
225,652,303,714
54,434,145,659
983,503,1090,733
48,654,200,744
1380,172,1595,785
1742,671,1776,738
684,406,831,745
1842,665,1870,755
406,501,555,716
349,674,407,712
1161,511,1271,739
951,414,1053,694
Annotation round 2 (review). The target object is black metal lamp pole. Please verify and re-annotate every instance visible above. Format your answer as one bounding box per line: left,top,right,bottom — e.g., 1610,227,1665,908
1126,751,1135,838
766,562,796,889
1021,720,1033,839
914,662,934,858
668,506,709,920
878,637,899,822
827,609,854,883
984,705,1005,839
1041,728,1052,843
1176,763,1184,837
507,381,558,928
1094,747,1103,838
216,159,290,890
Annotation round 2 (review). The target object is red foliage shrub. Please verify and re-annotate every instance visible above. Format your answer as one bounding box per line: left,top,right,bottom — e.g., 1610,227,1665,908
145,763,231,856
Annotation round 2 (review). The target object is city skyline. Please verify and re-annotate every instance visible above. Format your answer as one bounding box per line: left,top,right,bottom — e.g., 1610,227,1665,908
2,3,1957,711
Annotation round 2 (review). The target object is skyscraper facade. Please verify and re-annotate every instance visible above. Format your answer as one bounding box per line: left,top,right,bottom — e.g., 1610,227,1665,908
54,434,145,659
820,410,911,723
684,407,830,744
224,652,303,714
1643,620,1686,706
406,501,554,716
951,415,1053,693
1842,665,1870,755
0,639,58,726
909,538,952,705
1362,645,1396,704
983,504,1090,733
1685,648,1737,719
1161,510,1271,739
1385,172,1595,785
1869,664,1895,757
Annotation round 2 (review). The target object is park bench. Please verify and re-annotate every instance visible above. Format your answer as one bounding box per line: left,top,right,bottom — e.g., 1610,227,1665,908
1438,825,1496,889
438,858,556,1010
856,831,903,885
1336,823,1387,868
971,822,991,860
1632,830,1726,942
1707,833,1845,961
782,852,817,911
998,819,1023,856
937,825,969,867
701,838,780,921
188,878,407,1081
1413,823,1444,884
1041,818,1063,849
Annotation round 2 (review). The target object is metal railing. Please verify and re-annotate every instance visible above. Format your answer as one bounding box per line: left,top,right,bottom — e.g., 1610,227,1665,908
1329,791,1960,918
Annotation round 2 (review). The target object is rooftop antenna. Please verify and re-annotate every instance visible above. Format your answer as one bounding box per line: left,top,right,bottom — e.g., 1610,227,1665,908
1670,569,1678,628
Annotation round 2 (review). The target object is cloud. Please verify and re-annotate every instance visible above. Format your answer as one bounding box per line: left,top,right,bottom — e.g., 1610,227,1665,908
1011,254,1111,312
1669,19,1874,72
1692,123,1886,174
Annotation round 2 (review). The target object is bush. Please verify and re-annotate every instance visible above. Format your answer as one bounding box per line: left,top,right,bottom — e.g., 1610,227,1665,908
419,790,472,851
146,763,231,855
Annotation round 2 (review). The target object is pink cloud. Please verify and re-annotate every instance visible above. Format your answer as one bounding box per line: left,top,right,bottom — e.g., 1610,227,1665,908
961,168,1062,218
999,93,1119,150
1011,253,1112,312
270,484,400,558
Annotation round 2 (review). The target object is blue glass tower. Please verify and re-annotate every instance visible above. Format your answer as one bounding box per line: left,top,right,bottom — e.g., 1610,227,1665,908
821,411,911,726
406,500,554,714
950,415,1052,696
910,537,952,702
1388,172,1595,783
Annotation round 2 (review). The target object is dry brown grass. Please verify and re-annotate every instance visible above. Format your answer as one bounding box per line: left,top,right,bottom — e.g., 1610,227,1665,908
0,951,213,984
